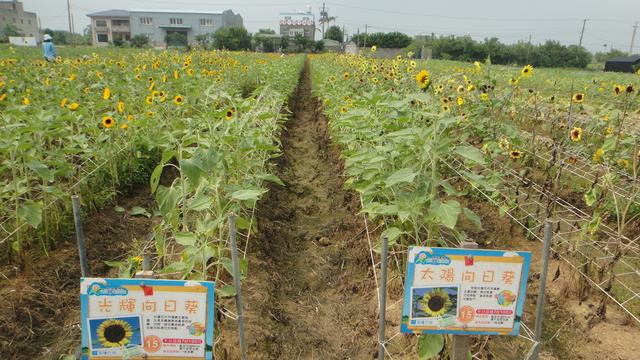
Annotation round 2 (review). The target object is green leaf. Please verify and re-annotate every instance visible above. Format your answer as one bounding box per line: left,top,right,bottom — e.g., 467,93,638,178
27,160,55,182
417,333,444,360
235,216,251,230
131,206,151,218
187,195,215,211
115,206,126,212
17,201,43,228
150,164,164,194
431,199,461,229
256,173,285,186
221,257,249,281
174,232,197,247
384,168,417,187
584,187,600,207
381,227,404,243
104,261,125,267
455,146,485,165
230,189,267,201
462,208,483,230
216,284,237,298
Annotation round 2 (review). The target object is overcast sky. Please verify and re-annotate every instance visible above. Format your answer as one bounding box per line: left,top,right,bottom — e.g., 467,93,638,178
23,0,640,54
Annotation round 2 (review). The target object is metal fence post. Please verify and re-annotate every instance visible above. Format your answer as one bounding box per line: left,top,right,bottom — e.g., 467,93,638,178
71,195,90,277
452,238,478,360
228,213,248,360
531,219,555,360
378,234,389,360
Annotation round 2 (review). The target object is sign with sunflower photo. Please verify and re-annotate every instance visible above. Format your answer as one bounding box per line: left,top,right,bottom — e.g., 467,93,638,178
80,278,215,359
401,247,531,335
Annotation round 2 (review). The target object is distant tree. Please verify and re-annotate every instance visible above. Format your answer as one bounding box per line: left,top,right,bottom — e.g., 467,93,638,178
279,36,290,50
326,25,344,43
3,23,22,37
254,34,277,52
130,34,150,48
313,40,325,53
213,26,252,51
195,33,212,47
594,49,627,63
257,29,276,34
165,32,187,49
112,35,124,47
293,33,311,51
379,32,412,48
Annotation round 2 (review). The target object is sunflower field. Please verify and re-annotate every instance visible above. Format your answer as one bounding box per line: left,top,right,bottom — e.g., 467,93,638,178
1,42,640,358
0,45,303,282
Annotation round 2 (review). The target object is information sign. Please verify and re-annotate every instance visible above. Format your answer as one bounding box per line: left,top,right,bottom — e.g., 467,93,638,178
80,278,215,359
401,247,531,335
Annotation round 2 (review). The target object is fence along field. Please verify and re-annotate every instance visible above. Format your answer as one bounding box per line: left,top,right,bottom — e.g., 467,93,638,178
1,43,639,358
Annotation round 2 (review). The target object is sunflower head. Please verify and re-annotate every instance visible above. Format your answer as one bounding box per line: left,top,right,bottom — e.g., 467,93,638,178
225,109,234,119
570,127,582,141
521,65,533,77
102,116,115,128
509,150,523,159
96,319,134,348
421,288,453,317
174,95,184,105
572,93,585,102
415,70,430,88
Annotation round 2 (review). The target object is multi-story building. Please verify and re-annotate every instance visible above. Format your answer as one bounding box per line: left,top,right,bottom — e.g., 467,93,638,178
0,0,39,38
87,9,243,47
279,8,315,41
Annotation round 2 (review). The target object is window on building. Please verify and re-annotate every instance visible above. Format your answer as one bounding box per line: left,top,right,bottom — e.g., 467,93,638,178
170,18,183,25
28,19,31,24
95,20,107,27
20,19,23,24
200,19,212,26
140,17,153,25
112,20,129,27
125,34,131,41
97,34,109,42
12,18,16,23
289,28,304,37
285,16,291,20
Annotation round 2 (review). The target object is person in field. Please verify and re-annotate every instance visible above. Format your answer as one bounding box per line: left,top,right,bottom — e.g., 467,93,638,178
42,34,57,62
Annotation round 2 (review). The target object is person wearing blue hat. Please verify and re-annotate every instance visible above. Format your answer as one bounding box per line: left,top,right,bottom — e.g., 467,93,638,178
42,34,57,62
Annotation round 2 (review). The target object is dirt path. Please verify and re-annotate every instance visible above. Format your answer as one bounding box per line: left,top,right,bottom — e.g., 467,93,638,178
216,60,379,359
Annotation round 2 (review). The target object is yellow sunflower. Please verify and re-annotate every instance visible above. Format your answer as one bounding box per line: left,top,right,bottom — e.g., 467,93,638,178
174,95,184,104
118,101,125,113
103,87,111,100
509,150,523,159
415,70,430,88
570,127,582,141
573,93,585,102
421,288,453,317
96,319,134,348
225,109,234,119
102,116,115,128
69,103,79,110
521,65,533,77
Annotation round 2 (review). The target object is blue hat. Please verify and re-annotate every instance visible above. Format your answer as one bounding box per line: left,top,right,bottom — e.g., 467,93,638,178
43,34,52,41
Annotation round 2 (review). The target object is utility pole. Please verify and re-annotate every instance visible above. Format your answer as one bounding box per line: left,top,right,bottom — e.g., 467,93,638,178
578,18,588,47
629,22,638,56
320,3,326,40
364,24,368,49
67,0,74,46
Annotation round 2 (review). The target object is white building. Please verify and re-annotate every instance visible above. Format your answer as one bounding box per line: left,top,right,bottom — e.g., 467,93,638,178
279,8,315,41
87,9,243,47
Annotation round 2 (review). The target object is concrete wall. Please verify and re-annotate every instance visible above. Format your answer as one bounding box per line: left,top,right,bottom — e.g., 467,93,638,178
0,1,39,39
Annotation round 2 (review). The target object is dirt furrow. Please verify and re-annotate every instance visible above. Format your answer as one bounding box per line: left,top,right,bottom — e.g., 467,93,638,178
217,60,379,359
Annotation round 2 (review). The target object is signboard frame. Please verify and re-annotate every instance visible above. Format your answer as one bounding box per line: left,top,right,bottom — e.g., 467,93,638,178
401,247,531,336
80,277,215,360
